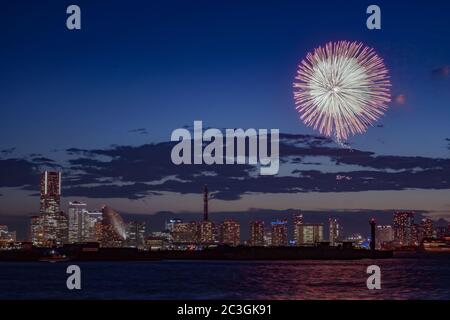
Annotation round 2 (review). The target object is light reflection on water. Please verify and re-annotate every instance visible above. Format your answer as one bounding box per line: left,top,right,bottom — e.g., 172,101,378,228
0,257,449,299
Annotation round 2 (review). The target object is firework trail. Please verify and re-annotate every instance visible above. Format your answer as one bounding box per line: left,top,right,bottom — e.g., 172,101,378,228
293,41,391,143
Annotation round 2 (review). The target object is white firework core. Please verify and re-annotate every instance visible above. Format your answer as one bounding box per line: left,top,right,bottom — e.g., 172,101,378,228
293,41,391,142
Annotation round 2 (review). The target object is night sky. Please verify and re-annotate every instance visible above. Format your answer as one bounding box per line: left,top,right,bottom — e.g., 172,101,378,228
1,0,449,238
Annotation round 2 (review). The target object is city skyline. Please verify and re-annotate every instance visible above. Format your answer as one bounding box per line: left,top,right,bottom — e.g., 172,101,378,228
2,167,450,241
1,1,450,241
1,169,447,251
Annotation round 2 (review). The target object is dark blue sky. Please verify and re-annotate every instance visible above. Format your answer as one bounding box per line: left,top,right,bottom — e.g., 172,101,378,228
1,0,449,155
0,0,449,229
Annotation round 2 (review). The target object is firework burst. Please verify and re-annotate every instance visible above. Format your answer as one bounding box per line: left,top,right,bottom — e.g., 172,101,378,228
293,41,391,142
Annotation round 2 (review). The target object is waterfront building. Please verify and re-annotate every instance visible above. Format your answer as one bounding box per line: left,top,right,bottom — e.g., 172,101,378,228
125,221,146,249
219,219,240,246
30,216,44,246
375,225,394,250
0,225,16,247
296,223,324,246
293,212,303,245
393,212,415,247
171,222,199,244
328,218,340,246
101,206,126,247
68,201,87,243
271,220,288,246
421,218,434,239
199,220,214,244
250,221,265,246
83,211,103,242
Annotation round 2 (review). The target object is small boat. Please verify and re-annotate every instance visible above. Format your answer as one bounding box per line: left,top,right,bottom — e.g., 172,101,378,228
39,254,71,263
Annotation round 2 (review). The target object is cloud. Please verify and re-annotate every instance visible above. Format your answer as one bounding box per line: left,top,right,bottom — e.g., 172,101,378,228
0,159,39,188
2,134,450,201
30,157,60,167
128,128,148,135
0,148,16,157
62,134,450,200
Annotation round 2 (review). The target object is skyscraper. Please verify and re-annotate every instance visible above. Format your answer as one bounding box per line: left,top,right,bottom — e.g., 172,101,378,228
328,218,340,246
38,171,67,246
393,212,415,247
83,211,103,242
293,212,303,244
271,220,288,246
68,201,87,243
250,221,265,246
199,220,214,244
55,212,68,245
40,171,61,214
30,215,44,246
369,218,376,252
219,219,240,246
296,224,324,246
125,221,146,249
196,184,215,244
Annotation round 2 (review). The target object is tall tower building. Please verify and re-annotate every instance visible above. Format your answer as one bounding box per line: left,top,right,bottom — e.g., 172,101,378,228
198,184,214,245
219,219,240,246
250,221,265,246
39,171,67,246
328,218,340,246
369,218,376,253
293,212,303,245
393,212,415,247
40,171,61,214
203,185,208,221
